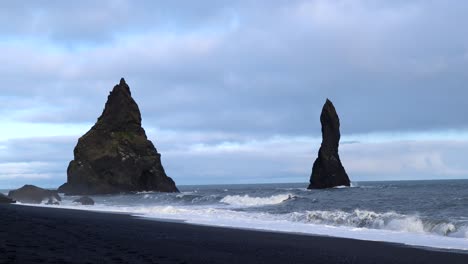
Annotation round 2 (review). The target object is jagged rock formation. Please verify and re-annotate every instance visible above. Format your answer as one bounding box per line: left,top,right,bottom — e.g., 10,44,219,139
8,185,61,204
73,196,95,205
308,99,350,189
0,193,15,204
58,78,179,195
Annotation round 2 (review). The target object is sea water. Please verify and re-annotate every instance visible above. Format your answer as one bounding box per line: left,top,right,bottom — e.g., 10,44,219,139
7,180,468,251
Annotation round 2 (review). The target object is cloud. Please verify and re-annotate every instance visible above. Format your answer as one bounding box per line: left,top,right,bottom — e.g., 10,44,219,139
3,131,468,189
0,1,240,44
162,135,468,183
0,161,66,189
0,136,74,188
1,1,468,187
0,162,56,179
1,1,468,135
341,140,468,180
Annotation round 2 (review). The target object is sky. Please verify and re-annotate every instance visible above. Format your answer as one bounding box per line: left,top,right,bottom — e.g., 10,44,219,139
1,0,468,189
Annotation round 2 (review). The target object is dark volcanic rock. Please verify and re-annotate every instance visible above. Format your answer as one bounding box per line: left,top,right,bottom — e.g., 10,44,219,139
58,78,179,195
0,193,15,203
308,99,350,189
73,196,95,205
8,185,61,204
45,198,60,205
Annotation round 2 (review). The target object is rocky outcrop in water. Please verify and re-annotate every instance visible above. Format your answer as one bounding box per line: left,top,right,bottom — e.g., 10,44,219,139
45,198,60,205
8,185,61,204
73,196,95,205
58,78,178,195
0,193,15,203
308,99,350,189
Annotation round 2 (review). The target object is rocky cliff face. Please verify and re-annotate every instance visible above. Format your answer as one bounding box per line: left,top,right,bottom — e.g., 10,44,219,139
308,99,350,189
58,78,178,195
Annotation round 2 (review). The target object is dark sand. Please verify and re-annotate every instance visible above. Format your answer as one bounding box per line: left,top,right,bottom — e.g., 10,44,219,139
1,204,467,264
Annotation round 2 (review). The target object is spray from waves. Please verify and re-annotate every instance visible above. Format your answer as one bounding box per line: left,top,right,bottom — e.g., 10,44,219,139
24,201,468,251
220,193,295,207
332,185,349,189
330,182,362,189
54,200,468,239
135,192,222,205
289,209,468,238
124,192,298,207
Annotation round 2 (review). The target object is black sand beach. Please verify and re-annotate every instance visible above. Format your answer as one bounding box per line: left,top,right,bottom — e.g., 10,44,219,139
1,204,466,264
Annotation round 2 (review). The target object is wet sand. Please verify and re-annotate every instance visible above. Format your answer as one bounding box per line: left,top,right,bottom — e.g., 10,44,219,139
1,204,467,264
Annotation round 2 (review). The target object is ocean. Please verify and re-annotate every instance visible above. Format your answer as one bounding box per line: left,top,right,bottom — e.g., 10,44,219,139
4,180,468,251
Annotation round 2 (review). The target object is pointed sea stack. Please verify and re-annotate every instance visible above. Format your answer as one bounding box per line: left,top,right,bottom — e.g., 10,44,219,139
58,78,178,195
308,99,350,189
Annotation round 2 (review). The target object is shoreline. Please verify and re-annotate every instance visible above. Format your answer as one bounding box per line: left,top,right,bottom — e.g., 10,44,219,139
2,204,467,263
138,215,468,254
16,201,468,252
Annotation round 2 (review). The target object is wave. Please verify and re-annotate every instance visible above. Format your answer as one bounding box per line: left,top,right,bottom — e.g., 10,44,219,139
331,183,360,189
332,185,349,189
135,191,157,194
27,202,468,250
220,193,295,207
289,209,468,238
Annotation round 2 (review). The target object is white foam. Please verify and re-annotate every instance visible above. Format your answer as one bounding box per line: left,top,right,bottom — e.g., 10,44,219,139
176,191,196,197
333,185,349,189
130,205,468,250
21,203,468,251
298,209,468,239
220,194,293,207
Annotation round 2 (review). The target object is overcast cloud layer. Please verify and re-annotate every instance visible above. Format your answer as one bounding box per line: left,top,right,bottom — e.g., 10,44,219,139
1,1,468,188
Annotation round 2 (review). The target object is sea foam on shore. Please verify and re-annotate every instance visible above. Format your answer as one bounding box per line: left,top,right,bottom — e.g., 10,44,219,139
15,180,468,251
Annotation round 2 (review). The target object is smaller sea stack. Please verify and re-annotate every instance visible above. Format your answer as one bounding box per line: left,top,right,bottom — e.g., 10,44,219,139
0,193,15,204
308,99,350,189
8,185,61,204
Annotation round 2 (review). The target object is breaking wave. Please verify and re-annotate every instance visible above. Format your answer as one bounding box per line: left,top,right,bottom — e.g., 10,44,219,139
220,194,295,207
289,209,468,238
28,202,468,250
21,180,468,251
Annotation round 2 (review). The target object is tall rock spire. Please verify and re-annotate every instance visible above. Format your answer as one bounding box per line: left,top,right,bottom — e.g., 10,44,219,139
93,77,141,132
58,78,179,195
308,99,350,189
